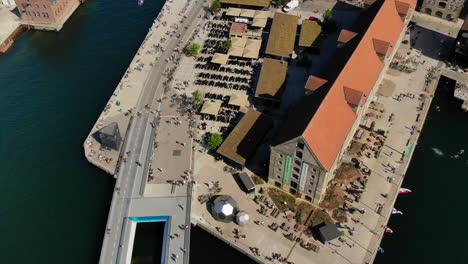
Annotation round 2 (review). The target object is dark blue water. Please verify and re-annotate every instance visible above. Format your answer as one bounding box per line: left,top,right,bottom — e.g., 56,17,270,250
0,1,466,264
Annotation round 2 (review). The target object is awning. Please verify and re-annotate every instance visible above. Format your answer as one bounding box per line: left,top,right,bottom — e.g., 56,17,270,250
226,7,241,17
229,93,248,107
252,17,268,28
201,101,221,115
243,39,261,59
212,53,230,64
239,9,255,18
254,10,270,19
231,37,247,48
228,46,244,57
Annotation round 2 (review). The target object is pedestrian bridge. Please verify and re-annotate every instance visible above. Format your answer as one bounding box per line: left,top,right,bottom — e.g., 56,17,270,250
99,117,191,264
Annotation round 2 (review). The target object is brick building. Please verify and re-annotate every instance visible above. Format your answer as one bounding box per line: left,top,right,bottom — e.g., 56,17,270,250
267,0,416,204
15,0,80,27
421,0,465,21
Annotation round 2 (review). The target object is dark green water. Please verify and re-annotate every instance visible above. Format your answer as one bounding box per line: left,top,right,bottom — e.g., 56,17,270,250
0,1,466,264
375,77,468,264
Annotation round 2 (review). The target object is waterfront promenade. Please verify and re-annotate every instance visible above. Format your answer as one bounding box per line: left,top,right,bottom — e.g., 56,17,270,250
91,1,206,263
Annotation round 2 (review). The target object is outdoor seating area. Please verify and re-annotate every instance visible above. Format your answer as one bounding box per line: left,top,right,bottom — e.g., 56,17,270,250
199,93,243,125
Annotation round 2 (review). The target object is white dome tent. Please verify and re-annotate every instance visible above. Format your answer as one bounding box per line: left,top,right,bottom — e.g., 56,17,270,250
235,211,250,225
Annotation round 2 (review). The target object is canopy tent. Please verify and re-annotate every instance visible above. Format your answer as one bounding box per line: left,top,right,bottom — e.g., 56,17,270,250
93,122,122,150
229,93,248,107
200,101,221,115
228,37,261,59
228,46,244,57
239,8,255,18
243,39,262,59
226,7,241,17
252,17,268,28
212,53,230,64
231,36,247,48
254,10,270,19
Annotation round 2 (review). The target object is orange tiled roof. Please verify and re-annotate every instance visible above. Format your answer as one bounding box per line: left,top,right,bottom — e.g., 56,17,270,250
343,86,364,106
302,0,415,170
363,0,377,5
338,30,358,44
395,1,411,17
305,76,328,91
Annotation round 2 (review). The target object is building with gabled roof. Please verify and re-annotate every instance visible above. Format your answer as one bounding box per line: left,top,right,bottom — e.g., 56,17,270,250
267,0,416,203
265,12,299,58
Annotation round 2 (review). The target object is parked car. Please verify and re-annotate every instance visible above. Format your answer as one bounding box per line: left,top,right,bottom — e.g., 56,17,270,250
282,0,299,13
308,16,319,21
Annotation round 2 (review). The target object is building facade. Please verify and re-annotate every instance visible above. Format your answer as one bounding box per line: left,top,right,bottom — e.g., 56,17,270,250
267,0,415,205
421,0,465,21
15,0,80,25
2,0,16,7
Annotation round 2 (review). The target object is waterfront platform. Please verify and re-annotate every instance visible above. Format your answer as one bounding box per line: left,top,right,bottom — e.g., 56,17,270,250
0,6,21,54
84,0,204,175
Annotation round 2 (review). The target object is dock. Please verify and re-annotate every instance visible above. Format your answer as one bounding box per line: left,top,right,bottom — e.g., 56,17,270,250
86,1,207,263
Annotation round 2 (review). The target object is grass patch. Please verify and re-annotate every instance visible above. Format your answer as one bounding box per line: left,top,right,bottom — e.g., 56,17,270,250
332,208,348,223
309,209,334,227
334,163,361,183
267,188,296,212
252,175,265,185
348,140,363,155
320,185,344,211
295,202,314,225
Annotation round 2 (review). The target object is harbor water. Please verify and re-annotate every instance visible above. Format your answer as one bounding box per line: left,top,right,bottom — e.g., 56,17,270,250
0,1,466,263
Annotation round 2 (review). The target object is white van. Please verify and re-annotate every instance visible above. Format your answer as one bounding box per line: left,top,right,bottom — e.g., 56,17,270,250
282,0,299,13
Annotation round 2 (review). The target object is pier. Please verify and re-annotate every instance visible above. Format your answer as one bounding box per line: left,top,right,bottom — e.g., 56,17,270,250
86,1,206,263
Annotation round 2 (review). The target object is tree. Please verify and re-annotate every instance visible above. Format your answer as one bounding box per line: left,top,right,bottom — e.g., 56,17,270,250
209,133,223,150
322,9,338,33
223,39,232,51
211,0,221,12
192,90,204,105
187,43,201,56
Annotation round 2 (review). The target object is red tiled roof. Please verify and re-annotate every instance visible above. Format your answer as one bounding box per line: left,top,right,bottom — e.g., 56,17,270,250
372,38,391,56
338,30,358,44
305,76,328,91
395,1,411,17
302,0,416,170
364,0,377,5
343,86,364,106
230,23,247,34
